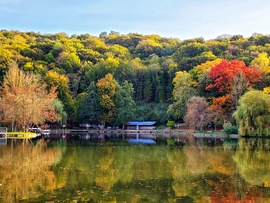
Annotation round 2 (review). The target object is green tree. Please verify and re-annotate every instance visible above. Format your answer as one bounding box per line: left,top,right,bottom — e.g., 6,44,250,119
0,48,12,81
67,73,79,97
56,51,81,73
135,103,169,124
167,87,198,121
108,44,131,59
135,39,163,58
115,81,136,128
81,36,108,54
143,63,161,102
250,52,270,73
191,58,222,80
44,70,74,116
75,82,100,124
113,59,136,84
44,52,55,63
205,40,228,57
233,90,270,136
52,99,67,126
96,73,117,125
167,120,175,129
103,56,120,74
129,58,147,101
250,52,270,89
172,71,195,89
77,61,93,93
168,71,198,121
173,42,215,71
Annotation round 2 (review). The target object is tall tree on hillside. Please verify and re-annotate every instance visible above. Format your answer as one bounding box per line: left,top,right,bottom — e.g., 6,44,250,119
75,82,100,124
191,58,222,80
173,42,216,71
192,59,223,100
250,52,270,89
128,58,147,101
167,71,198,121
0,48,12,81
96,73,117,125
135,39,163,58
44,70,74,116
115,81,136,128
56,51,81,73
0,62,59,131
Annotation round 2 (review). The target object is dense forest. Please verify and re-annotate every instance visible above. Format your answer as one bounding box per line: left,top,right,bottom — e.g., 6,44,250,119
1,30,270,135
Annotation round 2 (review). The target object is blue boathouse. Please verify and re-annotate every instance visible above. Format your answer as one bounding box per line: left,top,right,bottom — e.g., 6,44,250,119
126,121,156,130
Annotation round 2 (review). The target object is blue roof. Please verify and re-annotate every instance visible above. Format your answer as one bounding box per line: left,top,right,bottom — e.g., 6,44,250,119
127,121,156,126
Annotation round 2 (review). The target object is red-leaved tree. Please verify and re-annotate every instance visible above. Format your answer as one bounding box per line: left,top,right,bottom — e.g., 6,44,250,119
206,59,262,120
207,59,261,93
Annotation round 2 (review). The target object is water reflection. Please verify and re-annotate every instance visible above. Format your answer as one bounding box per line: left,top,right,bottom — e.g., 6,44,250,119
0,139,66,202
234,138,270,187
1,136,270,202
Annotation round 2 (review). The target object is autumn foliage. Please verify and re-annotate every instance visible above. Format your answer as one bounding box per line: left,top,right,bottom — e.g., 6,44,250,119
96,73,117,125
207,59,261,93
184,96,212,131
205,60,262,119
0,62,59,131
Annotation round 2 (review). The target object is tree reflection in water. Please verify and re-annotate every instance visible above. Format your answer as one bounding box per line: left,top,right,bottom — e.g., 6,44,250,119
0,139,65,202
234,138,270,186
2,137,270,202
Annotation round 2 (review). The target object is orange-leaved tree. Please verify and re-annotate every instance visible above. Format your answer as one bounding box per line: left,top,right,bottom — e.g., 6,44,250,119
206,59,261,120
0,62,59,132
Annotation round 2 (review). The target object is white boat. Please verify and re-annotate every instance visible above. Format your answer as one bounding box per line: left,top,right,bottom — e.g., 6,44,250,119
42,129,50,135
28,128,42,136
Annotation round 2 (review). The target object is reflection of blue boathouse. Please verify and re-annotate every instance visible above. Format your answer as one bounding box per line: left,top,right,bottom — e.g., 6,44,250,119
127,121,157,144
126,121,156,130
128,138,156,144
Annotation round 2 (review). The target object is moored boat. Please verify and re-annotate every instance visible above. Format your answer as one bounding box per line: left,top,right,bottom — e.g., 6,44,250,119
7,132,38,139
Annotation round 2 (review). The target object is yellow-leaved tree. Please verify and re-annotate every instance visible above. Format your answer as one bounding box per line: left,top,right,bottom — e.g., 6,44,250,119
0,62,60,131
96,73,117,126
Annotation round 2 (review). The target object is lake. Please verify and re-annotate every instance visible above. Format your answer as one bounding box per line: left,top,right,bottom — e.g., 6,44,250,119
0,134,270,202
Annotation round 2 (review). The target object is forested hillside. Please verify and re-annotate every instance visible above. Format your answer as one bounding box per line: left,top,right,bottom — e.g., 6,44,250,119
1,30,270,134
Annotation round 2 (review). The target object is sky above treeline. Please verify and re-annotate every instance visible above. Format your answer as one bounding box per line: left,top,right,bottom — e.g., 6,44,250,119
1,0,270,40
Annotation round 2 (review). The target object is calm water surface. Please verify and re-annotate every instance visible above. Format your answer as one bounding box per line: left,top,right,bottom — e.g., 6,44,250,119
0,134,270,202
